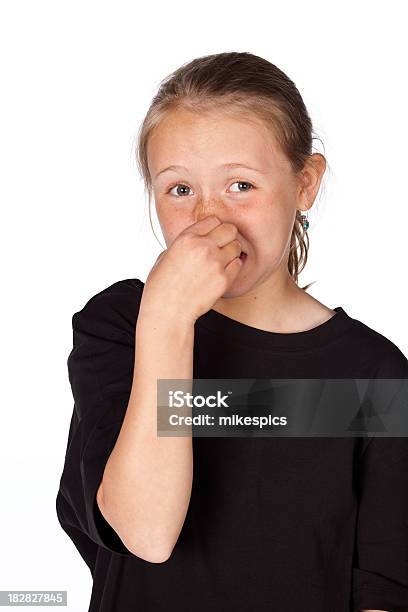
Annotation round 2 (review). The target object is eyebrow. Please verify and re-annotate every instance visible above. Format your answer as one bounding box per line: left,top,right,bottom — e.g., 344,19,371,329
154,162,265,179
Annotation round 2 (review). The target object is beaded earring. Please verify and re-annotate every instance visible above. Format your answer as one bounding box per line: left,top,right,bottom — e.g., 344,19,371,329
300,211,309,230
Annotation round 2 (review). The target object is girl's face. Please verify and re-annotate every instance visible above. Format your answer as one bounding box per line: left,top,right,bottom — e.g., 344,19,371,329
147,108,323,298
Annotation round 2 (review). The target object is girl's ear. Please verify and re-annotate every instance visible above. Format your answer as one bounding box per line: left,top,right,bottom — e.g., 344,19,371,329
297,153,326,210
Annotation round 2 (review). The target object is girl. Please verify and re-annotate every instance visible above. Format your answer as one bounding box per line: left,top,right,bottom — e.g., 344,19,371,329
56,51,408,612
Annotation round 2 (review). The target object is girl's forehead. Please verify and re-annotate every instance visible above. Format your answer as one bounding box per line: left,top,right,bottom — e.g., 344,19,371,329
148,111,286,175
152,107,269,137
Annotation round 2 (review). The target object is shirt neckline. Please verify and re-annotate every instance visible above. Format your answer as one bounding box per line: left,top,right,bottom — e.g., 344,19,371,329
196,305,356,352
132,278,356,352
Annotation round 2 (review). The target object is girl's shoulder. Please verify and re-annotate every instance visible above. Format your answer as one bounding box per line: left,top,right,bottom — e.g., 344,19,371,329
343,308,408,377
71,277,144,337
78,277,144,308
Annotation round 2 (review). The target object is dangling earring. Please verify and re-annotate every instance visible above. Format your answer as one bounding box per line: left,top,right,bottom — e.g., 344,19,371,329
299,210,309,230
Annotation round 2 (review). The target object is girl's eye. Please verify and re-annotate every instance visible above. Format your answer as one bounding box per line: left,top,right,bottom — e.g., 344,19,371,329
229,181,255,193
166,180,255,197
167,184,192,197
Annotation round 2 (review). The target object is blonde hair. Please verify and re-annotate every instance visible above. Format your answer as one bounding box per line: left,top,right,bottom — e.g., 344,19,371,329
135,51,325,291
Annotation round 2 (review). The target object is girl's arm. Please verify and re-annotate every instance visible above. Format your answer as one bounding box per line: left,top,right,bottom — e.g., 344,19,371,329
95,216,242,563
96,307,195,563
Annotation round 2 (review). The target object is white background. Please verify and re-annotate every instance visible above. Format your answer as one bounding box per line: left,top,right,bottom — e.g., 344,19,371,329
1,0,407,609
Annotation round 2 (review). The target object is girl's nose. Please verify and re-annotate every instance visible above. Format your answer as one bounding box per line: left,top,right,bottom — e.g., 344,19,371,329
194,197,227,223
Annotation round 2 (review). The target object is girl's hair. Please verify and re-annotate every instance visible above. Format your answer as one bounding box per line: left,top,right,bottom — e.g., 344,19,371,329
135,51,325,291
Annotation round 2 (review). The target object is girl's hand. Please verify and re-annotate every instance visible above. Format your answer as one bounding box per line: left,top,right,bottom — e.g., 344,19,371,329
141,215,243,325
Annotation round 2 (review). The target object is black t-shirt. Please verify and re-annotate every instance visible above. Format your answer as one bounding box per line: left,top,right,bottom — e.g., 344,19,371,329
56,278,408,612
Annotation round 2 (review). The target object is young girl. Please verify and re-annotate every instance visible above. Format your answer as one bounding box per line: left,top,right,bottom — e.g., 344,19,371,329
56,52,408,612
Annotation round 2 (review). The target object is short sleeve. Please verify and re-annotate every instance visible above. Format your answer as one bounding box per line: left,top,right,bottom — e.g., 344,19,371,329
352,345,408,612
56,280,143,565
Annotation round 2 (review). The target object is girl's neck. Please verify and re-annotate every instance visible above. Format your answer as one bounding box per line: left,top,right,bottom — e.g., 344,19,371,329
211,268,336,334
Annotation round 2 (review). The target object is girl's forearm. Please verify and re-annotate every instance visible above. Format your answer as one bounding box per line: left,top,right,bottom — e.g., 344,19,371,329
96,309,195,563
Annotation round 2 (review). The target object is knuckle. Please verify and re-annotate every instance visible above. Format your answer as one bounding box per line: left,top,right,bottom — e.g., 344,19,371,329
201,238,216,256
224,222,238,235
178,232,192,246
214,258,225,275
